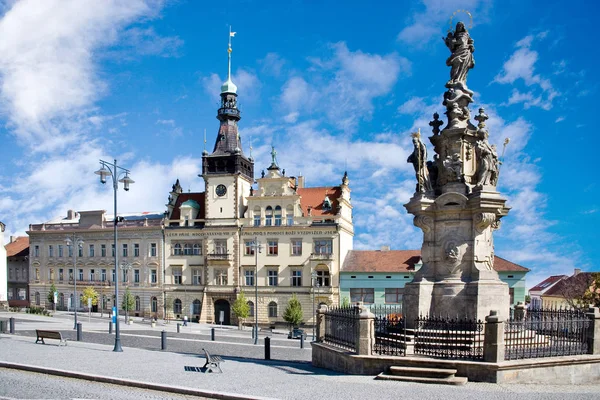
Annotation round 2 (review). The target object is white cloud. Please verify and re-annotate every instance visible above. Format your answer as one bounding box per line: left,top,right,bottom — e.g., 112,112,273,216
156,119,175,126
118,26,183,58
260,52,285,77
201,68,261,102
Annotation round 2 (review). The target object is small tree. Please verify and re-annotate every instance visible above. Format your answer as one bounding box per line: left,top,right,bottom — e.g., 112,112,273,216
121,287,135,322
231,291,250,329
47,283,57,304
341,296,350,308
283,294,303,329
81,286,98,310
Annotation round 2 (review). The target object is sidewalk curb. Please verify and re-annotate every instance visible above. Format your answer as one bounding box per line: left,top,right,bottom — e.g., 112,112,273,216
0,361,278,400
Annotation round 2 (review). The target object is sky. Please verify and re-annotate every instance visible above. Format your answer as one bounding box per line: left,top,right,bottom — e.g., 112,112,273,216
0,0,598,289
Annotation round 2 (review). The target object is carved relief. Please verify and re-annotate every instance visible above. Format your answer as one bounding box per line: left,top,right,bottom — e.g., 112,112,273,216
474,212,496,233
414,215,434,233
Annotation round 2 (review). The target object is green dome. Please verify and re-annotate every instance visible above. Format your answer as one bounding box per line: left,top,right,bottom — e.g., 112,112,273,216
221,77,238,94
181,199,200,209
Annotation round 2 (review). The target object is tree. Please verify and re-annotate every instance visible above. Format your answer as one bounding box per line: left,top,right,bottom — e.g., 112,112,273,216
81,287,98,309
283,294,303,329
341,296,350,308
557,272,600,308
47,283,57,304
121,287,135,322
231,291,250,329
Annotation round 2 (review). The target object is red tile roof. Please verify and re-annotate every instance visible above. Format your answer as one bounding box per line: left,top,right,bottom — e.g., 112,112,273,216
297,187,341,217
529,275,568,293
543,273,597,297
342,250,529,273
5,236,29,257
170,193,205,220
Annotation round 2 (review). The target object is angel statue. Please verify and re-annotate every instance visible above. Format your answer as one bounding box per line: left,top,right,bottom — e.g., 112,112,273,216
444,22,475,88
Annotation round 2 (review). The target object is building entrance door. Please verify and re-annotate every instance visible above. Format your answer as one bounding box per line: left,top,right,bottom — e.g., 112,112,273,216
214,299,231,325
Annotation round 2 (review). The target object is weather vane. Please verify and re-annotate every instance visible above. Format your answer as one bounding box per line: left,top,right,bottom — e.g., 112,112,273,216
448,9,473,32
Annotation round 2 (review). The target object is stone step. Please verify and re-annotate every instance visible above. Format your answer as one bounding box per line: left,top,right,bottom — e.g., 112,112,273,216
375,372,468,386
388,365,458,379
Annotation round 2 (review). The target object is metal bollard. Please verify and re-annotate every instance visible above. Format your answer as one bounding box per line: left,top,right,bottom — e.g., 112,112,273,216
9,317,15,334
109,321,113,334
264,337,271,360
161,330,167,350
211,327,215,341
300,334,304,349
251,326,254,339
76,323,82,341
177,323,180,333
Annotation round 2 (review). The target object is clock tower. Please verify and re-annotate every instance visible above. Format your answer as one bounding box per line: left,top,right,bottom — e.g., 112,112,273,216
201,29,254,226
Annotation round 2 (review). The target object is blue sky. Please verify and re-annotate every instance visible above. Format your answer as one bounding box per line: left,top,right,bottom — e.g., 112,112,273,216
0,0,597,288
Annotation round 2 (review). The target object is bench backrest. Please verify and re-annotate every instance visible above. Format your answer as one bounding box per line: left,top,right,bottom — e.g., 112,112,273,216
37,330,62,339
202,348,213,360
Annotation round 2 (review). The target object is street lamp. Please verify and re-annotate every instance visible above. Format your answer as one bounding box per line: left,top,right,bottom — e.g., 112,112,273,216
95,159,134,352
65,235,84,330
120,262,132,323
250,237,262,345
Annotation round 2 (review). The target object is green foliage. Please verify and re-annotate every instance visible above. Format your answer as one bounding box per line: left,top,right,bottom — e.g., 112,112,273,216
27,306,51,316
283,294,303,327
121,287,135,312
81,287,98,307
525,295,531,304
581,273,600,308
47,284,57,304
341,296,350,307
231,291,250,319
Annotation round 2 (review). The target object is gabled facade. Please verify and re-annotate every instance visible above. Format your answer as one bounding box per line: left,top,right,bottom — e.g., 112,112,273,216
540,270,598,309
528,274,568,309
6,236,29,307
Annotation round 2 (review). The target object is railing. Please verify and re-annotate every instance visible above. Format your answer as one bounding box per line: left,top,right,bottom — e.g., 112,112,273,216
414,315,484,360
206,252,231,261
371,305,406,356
311,252,333,260
323,306,359,352
505,307,591,360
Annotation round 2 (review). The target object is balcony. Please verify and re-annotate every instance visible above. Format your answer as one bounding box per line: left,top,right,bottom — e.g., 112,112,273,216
206,252,231,261
311,252,333,261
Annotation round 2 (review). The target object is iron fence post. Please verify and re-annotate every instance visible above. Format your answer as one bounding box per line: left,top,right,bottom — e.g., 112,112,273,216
586,306,600,355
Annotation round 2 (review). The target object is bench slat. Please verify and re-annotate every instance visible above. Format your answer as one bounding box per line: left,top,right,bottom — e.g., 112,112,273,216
36,329,67,346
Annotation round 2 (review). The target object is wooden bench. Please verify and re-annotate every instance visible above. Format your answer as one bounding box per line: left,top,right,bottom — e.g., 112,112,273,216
35,329,67,346
202,348,223,373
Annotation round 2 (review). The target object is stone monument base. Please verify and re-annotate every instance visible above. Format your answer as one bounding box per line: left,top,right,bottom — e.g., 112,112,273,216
403,279,509,328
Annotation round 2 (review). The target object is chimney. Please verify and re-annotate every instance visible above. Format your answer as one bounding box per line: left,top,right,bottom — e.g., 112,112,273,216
10,235,16,243
297,176,305,189
380,245,390,251
574,268,581,276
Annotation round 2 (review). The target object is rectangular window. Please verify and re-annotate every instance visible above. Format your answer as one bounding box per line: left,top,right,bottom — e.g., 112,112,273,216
216,269,228,285
34,245,39,257
254,214,260,226
267,239,278,256
173,268,182,285
78,246,83,257
350,288,374,304
314,239,333,255
101,244,106,257
78,269,84,281
89,244,95,257
384,288,403,304
291,270,302,287
268,269,278,286
69,269,73,281
134,269,140,283
193,269,202,285
58,245,63,257
89,269,95,281
48,245,54,257
68,245,73,257
151,269,157,284
122,269,128,282
134,243,140,257
215,240,227,255
287,214,293,226
291,240,302,256
509,288,515,305
274,214,282,226
101,269,106,282
150,243,157,257
245,269,255,286
111,244,115,257
59,268,64,281
265,215,272,226
244,240,255,256
122,244,128,257
112,269,116,283
193,243,202,255
316,270,330,287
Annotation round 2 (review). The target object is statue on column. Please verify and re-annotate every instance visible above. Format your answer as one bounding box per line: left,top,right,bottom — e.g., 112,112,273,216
407,130,433,193
444,22,475,90
475,133,500,188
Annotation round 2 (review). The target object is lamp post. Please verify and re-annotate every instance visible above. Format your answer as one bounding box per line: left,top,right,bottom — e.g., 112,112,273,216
120,262,132,323
66,235,84,330
311,270,317,340
250,237,262,345
95,159,134,352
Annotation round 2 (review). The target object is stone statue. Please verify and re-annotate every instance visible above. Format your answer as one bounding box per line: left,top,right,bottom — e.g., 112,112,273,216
443,153,463,182
407,130,433,193
444,22,475,89
475,135,500,187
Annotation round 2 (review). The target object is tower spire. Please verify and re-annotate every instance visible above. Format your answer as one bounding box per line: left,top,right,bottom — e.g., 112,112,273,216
221,26,237,94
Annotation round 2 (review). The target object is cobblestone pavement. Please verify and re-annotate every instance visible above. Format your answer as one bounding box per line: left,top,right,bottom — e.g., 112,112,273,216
1,312,600,400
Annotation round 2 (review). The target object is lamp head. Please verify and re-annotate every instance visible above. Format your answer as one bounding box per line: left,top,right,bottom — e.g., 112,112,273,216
119,172,134,191
94,164,110,184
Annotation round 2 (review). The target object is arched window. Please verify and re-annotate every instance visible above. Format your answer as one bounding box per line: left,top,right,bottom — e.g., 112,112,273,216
174,298,182,314
193,243,202,255
183,243,192,255
135,296,141,311
253,206,261,226
247,301,254,317
35,292,40,305
174,243,182,255
315,265,331,287
151,297,158,313
286,205,294,225
192,299,201,314
274,206,282,226
268,301,277,318
265,206,273,226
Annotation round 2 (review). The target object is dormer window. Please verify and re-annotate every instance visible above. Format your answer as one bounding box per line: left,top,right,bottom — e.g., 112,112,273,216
323,196,332,211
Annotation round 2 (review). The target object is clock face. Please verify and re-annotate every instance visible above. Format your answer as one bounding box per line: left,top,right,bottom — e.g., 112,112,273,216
216,184,227,197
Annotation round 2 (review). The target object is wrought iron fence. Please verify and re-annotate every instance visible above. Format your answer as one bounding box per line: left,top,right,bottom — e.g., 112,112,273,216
505,307,591,360
414,315,484,360
323,306,359,352
371,304,406,356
